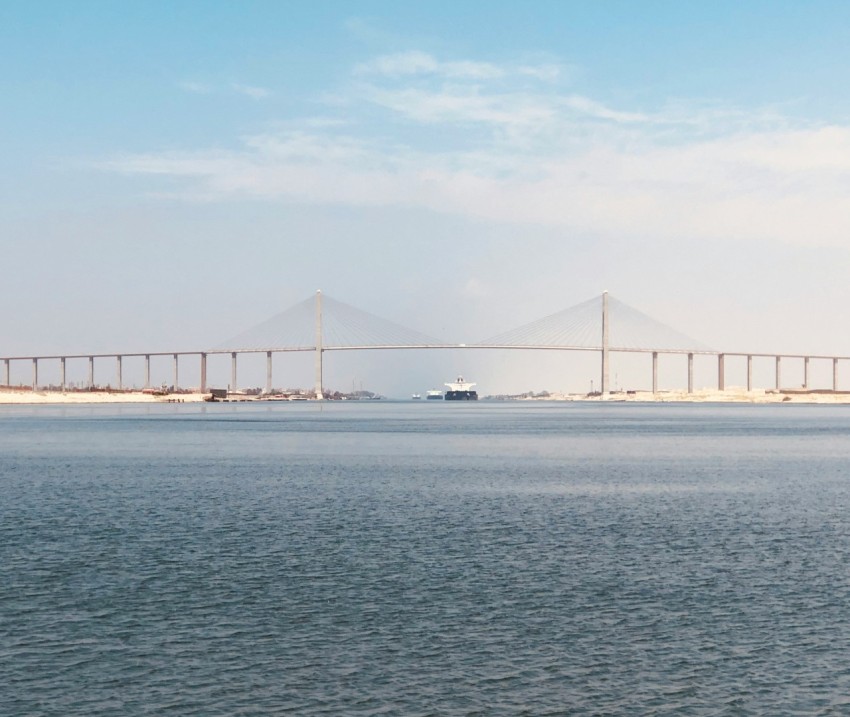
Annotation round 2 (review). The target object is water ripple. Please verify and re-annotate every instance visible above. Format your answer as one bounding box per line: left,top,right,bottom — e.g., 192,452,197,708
3,403,850,714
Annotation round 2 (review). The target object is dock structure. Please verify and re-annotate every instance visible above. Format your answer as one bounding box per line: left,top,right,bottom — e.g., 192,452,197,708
3,291,849,396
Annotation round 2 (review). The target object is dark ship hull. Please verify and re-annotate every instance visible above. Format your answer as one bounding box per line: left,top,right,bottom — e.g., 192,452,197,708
445,390,478,401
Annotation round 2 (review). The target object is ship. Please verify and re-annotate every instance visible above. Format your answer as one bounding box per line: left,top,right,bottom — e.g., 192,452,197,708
426,390,444,400
411,393,421,400
444,376,478,401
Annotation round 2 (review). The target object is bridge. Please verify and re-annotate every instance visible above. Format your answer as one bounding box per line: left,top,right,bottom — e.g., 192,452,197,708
2,291,848,396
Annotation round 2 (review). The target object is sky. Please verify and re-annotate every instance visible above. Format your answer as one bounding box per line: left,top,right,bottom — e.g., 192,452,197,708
3,1,850,395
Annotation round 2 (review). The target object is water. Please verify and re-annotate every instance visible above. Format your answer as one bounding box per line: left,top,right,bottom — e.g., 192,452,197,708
3,401,850,715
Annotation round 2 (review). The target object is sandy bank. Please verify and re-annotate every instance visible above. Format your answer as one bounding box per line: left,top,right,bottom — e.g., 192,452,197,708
533,387,850,404
0,389,209,404
5,387,850,405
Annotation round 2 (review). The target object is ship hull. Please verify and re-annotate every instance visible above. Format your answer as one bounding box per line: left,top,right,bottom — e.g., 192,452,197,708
445,390,478,401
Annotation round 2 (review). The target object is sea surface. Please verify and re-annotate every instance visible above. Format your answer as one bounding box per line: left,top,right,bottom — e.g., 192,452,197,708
3,401,850,715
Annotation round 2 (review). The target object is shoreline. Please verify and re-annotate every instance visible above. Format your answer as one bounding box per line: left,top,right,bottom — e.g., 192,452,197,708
513,387,850,404
0,389,209,404
4,386,850,405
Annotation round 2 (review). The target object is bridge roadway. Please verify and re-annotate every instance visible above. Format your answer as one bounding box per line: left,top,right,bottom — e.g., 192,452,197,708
3,344,850,395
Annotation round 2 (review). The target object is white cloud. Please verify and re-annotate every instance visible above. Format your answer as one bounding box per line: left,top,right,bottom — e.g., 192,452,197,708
517,64,562,82
178,80,213,94
562,95,651,124
462,278,490,298
354,51,561,82
355,51,504,79
440,60,505,80
726,126,850,173
115,54,850,250
176,80,272,99
302,117,350,128
232,83,272,100
355,51,440,77
364,87,557,127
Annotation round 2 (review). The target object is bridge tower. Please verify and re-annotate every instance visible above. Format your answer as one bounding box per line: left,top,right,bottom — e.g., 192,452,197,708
315,289,324,399
601,290,610,395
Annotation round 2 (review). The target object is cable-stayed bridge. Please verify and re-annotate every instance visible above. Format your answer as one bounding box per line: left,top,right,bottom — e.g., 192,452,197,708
3,291,847,395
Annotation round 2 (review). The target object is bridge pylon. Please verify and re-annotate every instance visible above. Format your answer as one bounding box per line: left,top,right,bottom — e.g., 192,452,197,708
315,289,324,399
601,290,610,395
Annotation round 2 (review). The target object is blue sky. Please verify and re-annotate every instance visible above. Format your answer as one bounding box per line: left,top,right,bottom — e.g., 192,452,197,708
3,1,850,394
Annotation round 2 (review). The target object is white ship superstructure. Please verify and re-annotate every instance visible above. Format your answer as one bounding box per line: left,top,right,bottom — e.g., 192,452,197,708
444,376,478,401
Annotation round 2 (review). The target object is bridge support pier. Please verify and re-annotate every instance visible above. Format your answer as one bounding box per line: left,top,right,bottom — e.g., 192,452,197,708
173,354,179,391
747,355,753,392
775,356,782,390
687,353,694,394
266,351,273,394
803,357,809,389
834,358,839,392
116,356,122,390
32,358,38,392
60,357,66,391
144,355,151,389
232,352,238,393
3,358,8,387
652,352,658,393
88,356,94,389
718,354,725,392
200,353,207,393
